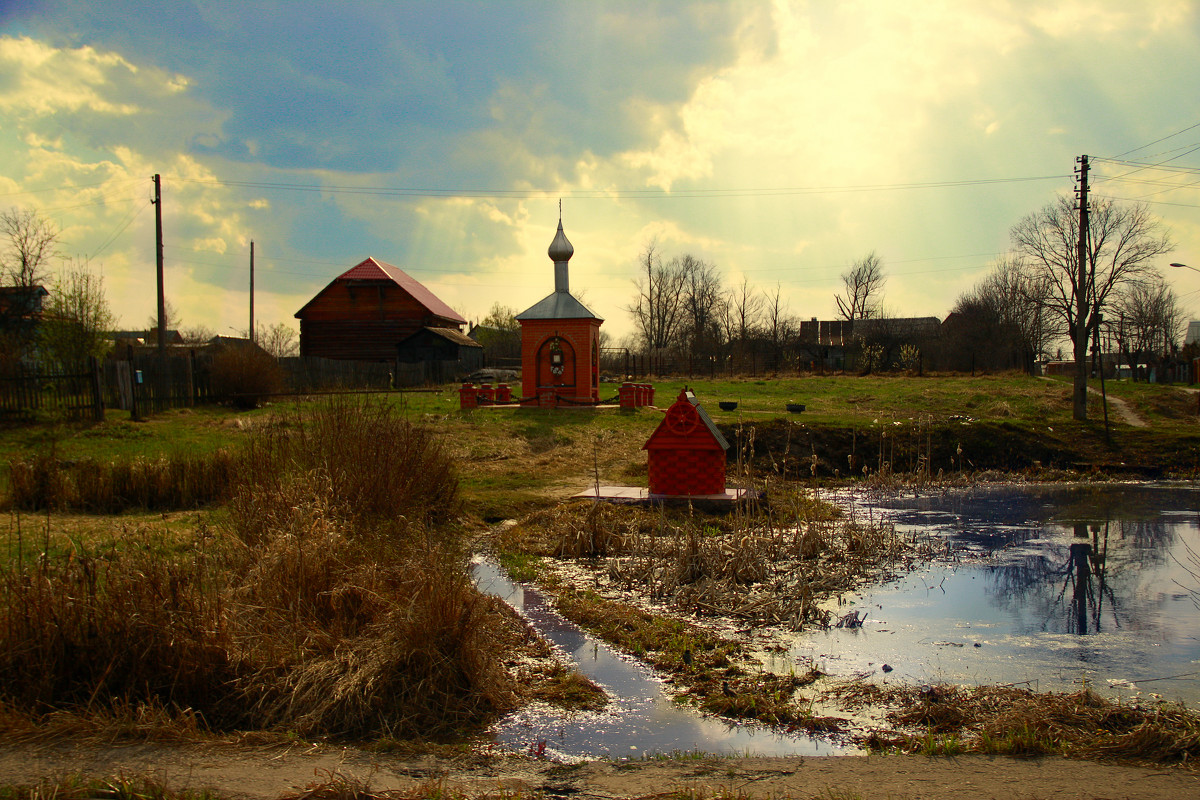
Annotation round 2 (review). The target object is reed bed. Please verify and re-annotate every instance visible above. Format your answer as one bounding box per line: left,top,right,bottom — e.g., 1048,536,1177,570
500,492,918,631
6,449,241,512
842,683,1200,764
0,398,516,740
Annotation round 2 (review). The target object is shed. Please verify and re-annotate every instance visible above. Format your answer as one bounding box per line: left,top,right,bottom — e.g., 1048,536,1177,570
295,257,466,361
643,389,730,496
397,326,483,380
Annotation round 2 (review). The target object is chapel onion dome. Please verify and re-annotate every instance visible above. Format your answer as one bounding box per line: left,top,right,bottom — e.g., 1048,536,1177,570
548,220,574,262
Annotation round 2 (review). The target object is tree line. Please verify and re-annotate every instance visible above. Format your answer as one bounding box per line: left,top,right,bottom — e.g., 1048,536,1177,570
0,207,298,375
619,194,1184,387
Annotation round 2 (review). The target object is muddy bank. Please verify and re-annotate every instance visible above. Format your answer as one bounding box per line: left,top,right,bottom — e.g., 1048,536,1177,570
722,418,1200,478
1,743,1198,800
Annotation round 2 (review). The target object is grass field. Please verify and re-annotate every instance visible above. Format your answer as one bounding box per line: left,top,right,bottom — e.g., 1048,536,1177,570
2,372,1200,764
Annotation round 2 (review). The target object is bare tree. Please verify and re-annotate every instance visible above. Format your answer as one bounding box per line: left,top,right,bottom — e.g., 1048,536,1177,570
256,322,299,358
147,299,181,338
627,241,688,368
729,276,763,348
40,257,117,369
182,324,216,344
1012,196,1172,419
1110,277,1184,378
835,251,885,323
954,255,1055,373
763,282,795,372
679,255,723,356
1,208,60,288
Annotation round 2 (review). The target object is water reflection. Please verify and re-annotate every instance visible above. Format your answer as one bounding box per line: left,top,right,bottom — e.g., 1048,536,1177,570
792,484,1200,706
471,557,853,760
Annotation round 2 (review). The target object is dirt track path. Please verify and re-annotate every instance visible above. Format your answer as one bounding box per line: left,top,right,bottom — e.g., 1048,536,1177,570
1039,378,1147,428
1,744,1198,800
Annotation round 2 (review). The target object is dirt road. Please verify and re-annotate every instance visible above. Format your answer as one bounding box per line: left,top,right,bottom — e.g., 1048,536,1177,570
1,743,1197,799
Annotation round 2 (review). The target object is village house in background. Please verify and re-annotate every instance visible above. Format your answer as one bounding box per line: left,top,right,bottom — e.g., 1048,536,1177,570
294,257,480,380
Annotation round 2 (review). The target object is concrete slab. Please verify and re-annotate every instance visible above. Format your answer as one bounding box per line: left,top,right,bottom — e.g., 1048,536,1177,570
571,484,760,506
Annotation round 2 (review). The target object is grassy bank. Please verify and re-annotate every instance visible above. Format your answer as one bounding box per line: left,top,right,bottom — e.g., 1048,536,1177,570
3,373,1200,757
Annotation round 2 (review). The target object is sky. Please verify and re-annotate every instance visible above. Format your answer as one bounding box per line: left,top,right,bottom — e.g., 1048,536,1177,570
2,0,1200,345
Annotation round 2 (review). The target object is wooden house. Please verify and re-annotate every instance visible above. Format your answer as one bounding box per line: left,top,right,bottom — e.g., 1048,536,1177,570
295,258,467,361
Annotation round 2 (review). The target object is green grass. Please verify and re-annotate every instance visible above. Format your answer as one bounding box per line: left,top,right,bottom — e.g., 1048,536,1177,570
3,374,1200,514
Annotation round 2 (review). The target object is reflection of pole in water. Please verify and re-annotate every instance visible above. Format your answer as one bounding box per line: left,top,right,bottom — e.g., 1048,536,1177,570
1070,542,1091,635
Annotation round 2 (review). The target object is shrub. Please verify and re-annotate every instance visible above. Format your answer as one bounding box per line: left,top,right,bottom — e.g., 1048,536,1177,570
0,398,511,740
207,344,283,409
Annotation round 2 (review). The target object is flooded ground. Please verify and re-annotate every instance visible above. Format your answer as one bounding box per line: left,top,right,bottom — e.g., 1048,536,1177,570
471,558,854,760
780,482,1200,707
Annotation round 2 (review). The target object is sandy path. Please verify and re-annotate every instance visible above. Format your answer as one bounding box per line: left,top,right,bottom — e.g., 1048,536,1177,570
0,744,1197,800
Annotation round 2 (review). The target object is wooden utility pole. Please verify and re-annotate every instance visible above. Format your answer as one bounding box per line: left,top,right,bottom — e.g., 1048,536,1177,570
153,173,166,359
249,240,255,343
1074,155,1090,421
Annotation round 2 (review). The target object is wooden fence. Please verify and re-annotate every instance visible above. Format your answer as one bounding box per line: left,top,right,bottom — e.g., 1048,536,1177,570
2,353,475,424
0,359,105,423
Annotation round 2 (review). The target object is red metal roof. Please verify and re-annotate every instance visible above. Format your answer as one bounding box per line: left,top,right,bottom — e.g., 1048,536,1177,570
296,257,466,323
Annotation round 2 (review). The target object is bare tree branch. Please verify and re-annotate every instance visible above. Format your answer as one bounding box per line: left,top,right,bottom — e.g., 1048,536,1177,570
835,251,885,323
1,207,60,288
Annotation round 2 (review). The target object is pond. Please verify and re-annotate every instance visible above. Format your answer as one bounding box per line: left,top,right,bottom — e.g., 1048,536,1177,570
779,483,1200,707
471,557,854,761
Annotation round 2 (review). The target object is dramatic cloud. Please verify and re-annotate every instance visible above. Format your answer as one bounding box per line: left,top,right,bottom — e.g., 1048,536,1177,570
1,0,1199,340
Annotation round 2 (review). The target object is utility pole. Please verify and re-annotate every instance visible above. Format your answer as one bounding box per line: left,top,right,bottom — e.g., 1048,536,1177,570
153,173,166,359
249,240,255,343
1073,155,1090,421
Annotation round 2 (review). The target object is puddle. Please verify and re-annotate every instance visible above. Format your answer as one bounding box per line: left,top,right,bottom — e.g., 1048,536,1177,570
471,557,855,760
776,483,1200,707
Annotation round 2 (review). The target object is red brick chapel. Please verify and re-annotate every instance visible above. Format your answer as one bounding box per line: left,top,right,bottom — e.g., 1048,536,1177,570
515,217,603,406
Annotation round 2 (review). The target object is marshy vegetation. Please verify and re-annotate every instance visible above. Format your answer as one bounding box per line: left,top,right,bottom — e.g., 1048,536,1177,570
0,399,527,741
4,374,1200,768
838,683,1200,763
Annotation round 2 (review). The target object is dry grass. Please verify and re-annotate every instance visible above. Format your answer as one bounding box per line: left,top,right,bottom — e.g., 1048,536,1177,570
499,491,916,631
0,398,516,741
6,449,241,512
842,683,1200,764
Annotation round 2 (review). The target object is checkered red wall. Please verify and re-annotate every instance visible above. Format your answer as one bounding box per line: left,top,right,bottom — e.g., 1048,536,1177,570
647,448,726,495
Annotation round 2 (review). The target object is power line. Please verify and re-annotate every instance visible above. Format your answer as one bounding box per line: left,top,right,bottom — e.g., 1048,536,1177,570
0,176,143,199
90,200,151,260
1107,120,1200,160
167,173,1069,200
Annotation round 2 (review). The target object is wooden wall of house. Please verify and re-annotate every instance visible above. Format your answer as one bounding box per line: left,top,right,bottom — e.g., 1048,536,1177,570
298,280,460,361
300,280,438,322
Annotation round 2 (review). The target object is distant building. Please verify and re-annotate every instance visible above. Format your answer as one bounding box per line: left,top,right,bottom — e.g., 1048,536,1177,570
295,257,467,361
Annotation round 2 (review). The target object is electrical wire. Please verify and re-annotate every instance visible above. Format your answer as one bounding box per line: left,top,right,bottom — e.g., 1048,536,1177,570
90,200,151,260
165,173,1069,200
1106,120,1200,160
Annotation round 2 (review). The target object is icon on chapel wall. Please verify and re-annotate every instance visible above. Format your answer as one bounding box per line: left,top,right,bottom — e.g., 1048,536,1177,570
549,339,564,376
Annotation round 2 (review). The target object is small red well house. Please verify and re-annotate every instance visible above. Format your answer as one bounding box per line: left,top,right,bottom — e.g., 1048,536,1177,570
643,390,730,496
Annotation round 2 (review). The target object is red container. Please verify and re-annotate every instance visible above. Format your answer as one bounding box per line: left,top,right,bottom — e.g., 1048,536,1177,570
459,383,478,410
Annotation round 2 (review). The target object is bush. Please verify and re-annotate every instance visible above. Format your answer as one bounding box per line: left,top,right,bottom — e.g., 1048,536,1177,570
229,397,460,537
0,398,505,740
208,344,283,409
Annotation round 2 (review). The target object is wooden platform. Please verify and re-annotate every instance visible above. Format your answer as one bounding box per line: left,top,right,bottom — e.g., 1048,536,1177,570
571,484,760,507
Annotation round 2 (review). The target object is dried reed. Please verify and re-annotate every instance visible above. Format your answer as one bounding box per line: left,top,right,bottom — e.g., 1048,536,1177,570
0,399,515,741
